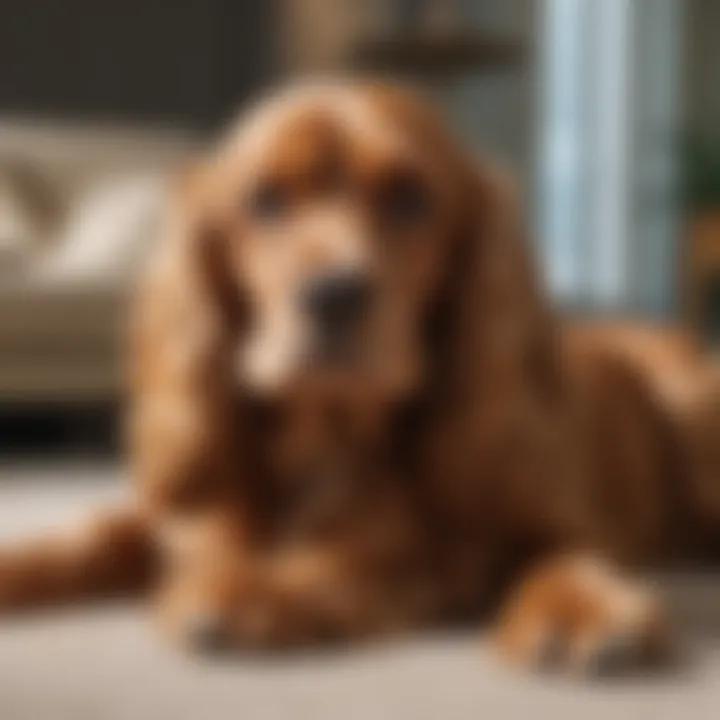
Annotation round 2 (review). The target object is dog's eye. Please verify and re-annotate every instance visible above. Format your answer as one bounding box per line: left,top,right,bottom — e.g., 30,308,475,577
247,181,287,220
379,174,431,226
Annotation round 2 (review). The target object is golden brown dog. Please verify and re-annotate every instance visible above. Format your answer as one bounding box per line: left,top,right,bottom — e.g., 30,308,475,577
1,81,720,674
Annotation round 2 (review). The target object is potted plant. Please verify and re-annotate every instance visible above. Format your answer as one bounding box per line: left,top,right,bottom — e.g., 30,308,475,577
682,134,720,348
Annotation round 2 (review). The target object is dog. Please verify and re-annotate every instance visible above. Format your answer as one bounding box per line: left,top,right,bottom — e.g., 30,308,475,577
1,81,719,674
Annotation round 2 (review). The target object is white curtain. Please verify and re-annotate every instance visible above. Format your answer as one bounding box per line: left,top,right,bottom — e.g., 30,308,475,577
538,0,682,316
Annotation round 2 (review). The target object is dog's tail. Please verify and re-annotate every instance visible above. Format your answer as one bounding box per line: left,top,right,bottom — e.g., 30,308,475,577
0,506,156,611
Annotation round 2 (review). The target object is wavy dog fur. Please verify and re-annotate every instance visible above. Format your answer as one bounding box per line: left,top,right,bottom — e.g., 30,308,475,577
1,82,719,672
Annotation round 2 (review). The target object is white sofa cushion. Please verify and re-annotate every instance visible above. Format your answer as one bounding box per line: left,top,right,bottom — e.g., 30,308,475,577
35,173,168,285
0,159,58,277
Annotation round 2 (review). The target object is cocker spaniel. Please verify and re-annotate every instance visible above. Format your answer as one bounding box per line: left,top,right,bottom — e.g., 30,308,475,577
2,81,719,675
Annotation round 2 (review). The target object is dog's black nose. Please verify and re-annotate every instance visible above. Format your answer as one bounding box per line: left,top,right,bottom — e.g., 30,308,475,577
301,271,372,328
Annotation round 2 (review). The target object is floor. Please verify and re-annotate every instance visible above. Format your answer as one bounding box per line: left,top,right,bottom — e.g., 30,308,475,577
1,462,720,720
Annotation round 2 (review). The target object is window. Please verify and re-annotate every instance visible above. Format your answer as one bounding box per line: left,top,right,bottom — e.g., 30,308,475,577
538,0,681,315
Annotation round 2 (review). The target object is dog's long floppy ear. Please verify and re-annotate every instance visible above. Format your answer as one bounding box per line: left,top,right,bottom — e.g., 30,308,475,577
433,162,561,405
422,160,574,527
129,163,247,514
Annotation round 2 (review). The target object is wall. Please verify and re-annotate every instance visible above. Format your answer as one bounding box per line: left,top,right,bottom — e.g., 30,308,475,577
686,0,720,139
444,0,537,195
0,1,277,129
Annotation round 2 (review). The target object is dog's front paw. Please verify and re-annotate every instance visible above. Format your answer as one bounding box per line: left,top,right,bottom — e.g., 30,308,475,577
154,571,314,654
156,555,353,654
493,554,671,676
229,552,367,650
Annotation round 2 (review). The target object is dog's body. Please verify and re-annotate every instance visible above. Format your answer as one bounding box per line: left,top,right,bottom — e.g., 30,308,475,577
1,82,719,672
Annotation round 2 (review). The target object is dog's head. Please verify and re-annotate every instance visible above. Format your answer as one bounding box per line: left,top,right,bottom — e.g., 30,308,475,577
150,81,552,411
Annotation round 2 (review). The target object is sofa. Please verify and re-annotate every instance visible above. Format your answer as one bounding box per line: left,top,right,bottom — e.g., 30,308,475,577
0,119,197,403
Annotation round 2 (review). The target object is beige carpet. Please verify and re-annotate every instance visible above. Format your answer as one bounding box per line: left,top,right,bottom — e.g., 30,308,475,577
0,462,719,720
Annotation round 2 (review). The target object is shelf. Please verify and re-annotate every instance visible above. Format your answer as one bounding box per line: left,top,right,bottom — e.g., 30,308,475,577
349,32,525,76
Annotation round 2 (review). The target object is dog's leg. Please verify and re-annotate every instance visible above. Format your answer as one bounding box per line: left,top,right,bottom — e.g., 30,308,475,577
153,508,257,651
493,553,669,675
0,507,154,611
156,531,431,653
154,538,369,652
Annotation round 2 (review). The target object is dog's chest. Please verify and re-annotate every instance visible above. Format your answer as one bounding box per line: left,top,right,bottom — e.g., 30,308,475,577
262,400,386,537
